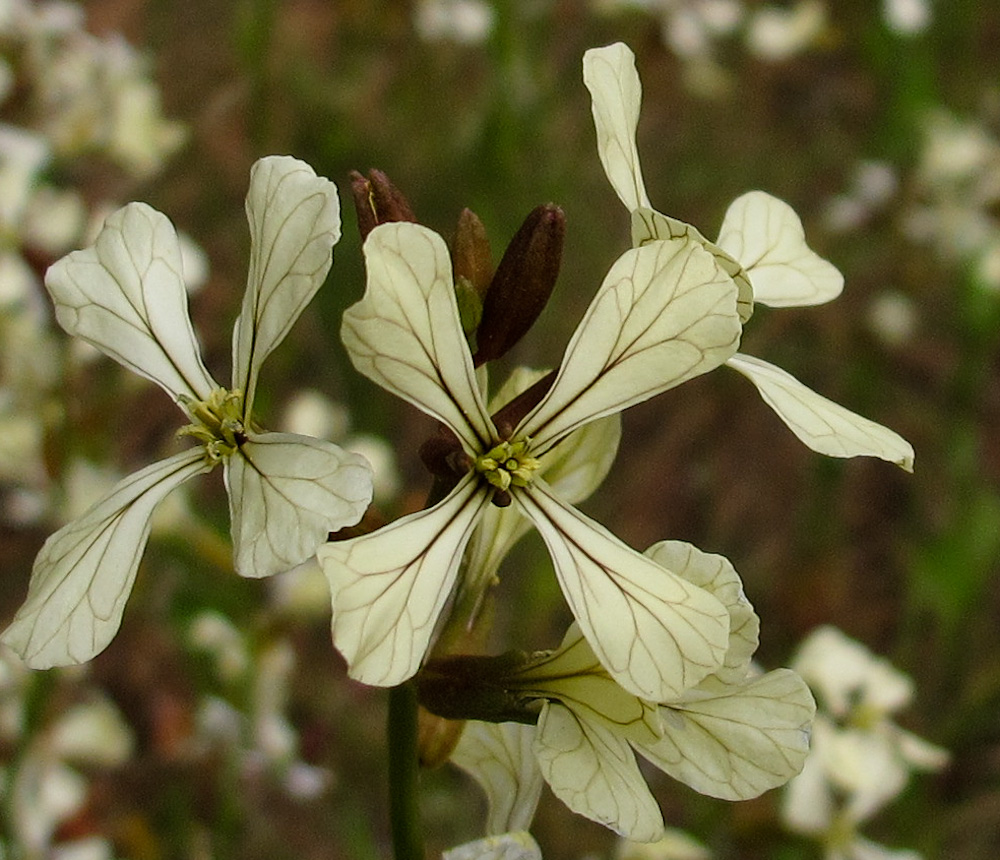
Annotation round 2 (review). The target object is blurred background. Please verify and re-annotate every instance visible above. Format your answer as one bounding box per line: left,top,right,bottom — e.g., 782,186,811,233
1,1,999,858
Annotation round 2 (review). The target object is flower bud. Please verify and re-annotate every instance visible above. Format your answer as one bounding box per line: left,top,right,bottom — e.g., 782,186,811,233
473,204,565,366
349,169,416,241
452,207,493,299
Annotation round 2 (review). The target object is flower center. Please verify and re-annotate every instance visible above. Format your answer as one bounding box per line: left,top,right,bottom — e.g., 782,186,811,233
177,387,247,463
474,439,541,492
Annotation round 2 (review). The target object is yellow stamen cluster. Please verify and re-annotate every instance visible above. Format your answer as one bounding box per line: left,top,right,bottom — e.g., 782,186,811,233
177,387,247,463
474,439,541,492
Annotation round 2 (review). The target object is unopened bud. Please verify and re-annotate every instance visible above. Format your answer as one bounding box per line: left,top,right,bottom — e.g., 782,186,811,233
473,204,565,366
452,208,493,299
349,169,416,241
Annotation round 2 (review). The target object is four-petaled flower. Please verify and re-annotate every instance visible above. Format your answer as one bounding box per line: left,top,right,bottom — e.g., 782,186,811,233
452,541,815,842
318,218,744,701
2,156,374,668
584,41,914,470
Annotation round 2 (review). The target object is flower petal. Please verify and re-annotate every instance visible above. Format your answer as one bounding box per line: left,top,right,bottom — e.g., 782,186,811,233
514,623,662,747
631,207,754,324
317,476,489,686
516,482,730,702
582,42,650,212
582,42,754,324
342,222,494,453
644,541,758,685
225,432,372,579
519,236,741,453
727,353,915,470
534,701,664,842
232,156,341,415
540,413,622,506
716,191,843,307
1,449,210,667
451,722,544,835
44,202,217,402
635,669,816,800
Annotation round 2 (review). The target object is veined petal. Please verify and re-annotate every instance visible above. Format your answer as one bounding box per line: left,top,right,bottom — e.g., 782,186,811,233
632,207,754,324
343,223,494,453
224,432,372,579
534,701,664,842
462,503,532,599
2,449,210,667
727,353,915,470
516,482,730,702
232,156,341,415
636,669,816,800
540,413,622,506
44,203,217,403
515,623,662,747
644,541,758,685
318,475,489,687
716,191,843,307
582,43,650,212
519,235,741,454
451,721,544,835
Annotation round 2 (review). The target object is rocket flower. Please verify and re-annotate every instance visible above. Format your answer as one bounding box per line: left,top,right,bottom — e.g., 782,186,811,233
2,156,374,668
318,205,745,702
583,41,913,471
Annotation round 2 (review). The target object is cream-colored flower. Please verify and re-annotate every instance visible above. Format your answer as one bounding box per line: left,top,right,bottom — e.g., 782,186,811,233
2,156,373,668
583,42,914,471
453,541,815,842
319,220,744,702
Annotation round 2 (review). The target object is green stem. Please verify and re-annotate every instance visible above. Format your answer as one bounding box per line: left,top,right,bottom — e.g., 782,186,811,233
388,682,424,860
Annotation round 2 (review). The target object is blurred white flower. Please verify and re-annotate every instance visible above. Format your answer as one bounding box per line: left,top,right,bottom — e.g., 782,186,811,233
866,291,918,347
745,1,827,61
415,0,495,44
904,109,1000,289
782,626,948,860
824,161,899,234
883,0,931,35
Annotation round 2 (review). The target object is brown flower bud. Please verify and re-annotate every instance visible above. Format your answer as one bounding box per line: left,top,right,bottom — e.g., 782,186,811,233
452,208,493,300
473,204,565,366
349,169,416,241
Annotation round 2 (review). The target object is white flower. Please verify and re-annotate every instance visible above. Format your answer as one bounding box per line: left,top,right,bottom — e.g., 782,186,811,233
452,541,814,842
583,42,914,471
782,626,948,860
1,156,374,669
318,219,744,701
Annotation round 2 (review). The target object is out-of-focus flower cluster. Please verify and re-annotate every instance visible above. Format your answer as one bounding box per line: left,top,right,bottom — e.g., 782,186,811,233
904,108,1000,292
0,0,186,176
0,645,133,860
0,0,199,528
781,626,949,860
586,1,931,96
